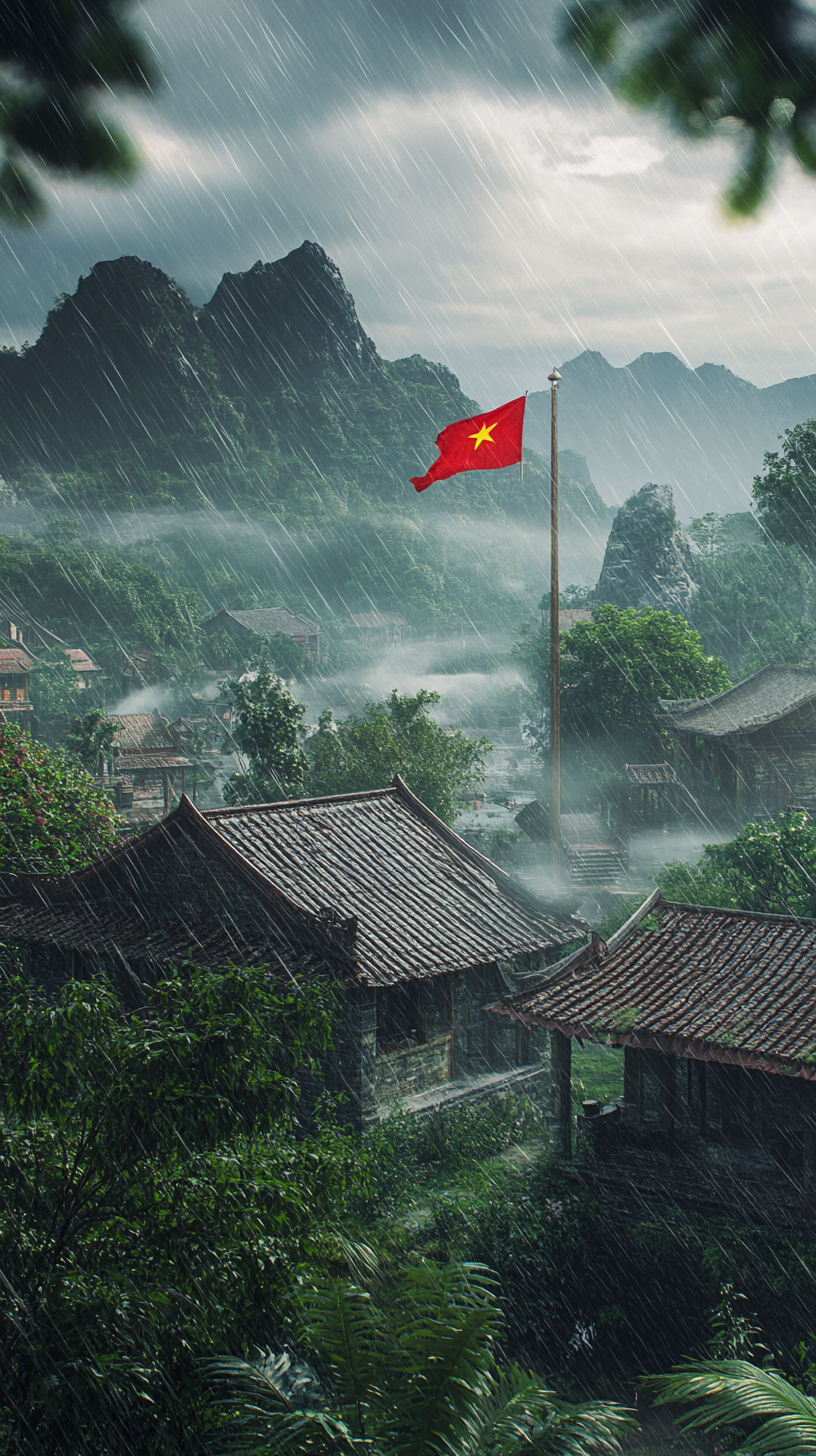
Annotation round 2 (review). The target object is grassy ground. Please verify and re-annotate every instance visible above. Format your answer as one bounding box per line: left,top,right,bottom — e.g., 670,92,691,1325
572,1040,625,1107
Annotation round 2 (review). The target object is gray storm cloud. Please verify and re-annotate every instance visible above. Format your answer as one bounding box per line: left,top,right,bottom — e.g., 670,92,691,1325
2,0,816,401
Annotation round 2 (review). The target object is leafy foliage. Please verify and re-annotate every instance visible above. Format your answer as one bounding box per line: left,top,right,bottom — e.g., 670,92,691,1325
562,0,816,216
0,0,154,223
27,643,84,733
519,604,730,763
306,691,490,823
0,532,200,669
0,963,362,1455
361,1096,544,1212
62,707,119,773
689,536,816,677
207,1261,633,1456
657,810,816,915
646,1359,816,1454
222,671,309,804
0,723,122,872
753,420,816,556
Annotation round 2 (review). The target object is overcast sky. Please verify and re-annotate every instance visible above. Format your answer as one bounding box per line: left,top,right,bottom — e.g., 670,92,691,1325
3,0,816,404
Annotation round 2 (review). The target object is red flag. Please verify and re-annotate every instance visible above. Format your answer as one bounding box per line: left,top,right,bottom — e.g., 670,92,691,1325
411,395,526,492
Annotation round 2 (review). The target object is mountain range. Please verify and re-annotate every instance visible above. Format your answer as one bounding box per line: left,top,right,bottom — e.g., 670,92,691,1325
3,241,807,525
525,350,816,519
0,243,607,529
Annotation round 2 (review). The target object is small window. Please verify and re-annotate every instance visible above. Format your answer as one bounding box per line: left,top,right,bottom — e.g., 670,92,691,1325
377,982,426,1053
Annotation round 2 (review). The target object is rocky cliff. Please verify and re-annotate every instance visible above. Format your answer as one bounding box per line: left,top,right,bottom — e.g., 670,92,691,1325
0,256,232,462
201,241,380,396
592,483,699,615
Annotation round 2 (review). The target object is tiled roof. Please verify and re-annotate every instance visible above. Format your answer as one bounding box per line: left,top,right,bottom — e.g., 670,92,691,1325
109,713,177,752
660,662,816,739
64,647,99,673
116,754,192,770
625,763,678,785
494,890,816,1079
0,896,327,977
0,647,33,671
207,607,319,639
204,779,582,987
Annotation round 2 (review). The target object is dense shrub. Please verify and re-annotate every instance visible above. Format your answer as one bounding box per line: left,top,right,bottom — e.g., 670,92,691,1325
360,1094,544,1211
420,1158,816,1386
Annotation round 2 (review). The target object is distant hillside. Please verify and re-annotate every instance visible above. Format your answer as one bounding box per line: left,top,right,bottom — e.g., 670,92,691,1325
0,243,608,529
525,350,816,518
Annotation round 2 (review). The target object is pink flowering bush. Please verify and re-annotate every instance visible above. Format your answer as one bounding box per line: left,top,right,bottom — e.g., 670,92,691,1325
0,723,123,874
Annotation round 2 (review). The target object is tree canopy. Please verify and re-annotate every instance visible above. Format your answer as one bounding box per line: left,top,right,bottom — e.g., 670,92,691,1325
752,420,816,556
563,0,816,216
0,962,362,1454
658,810,816,916
520,604,730,763
0,723,122,873
305,690,490,823
221,671,310,805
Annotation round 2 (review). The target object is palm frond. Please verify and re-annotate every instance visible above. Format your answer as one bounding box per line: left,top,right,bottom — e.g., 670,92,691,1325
459,1364,634,1456
646,1359,816,1456
389,1263,502,1456
206,1352,360,1456
299,1280,385,1436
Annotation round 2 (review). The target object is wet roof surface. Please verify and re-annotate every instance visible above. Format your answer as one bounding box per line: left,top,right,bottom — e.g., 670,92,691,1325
661,662,816,738
109,713,178,752
625,763,678,784
0,898,325,977
204,785,580,986
498,893,816,1077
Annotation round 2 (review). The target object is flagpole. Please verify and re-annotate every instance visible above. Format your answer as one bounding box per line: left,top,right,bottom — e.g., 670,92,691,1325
520,390,528,488
548,367,562,875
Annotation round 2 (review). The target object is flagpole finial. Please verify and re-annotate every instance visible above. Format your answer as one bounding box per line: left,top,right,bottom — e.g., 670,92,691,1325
548,368,561,383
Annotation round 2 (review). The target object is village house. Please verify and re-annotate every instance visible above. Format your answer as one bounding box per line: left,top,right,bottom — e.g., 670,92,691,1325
1,594,100,691
661,661,816,820
493,889,816,1225
107,711,193,817
202,607,320,662
0,646,34,720
0,777,583,1123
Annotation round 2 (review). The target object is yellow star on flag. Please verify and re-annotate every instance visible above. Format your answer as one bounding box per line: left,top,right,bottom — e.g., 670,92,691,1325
469,421,497,450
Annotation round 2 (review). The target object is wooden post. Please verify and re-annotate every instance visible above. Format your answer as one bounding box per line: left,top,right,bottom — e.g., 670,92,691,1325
549,368,562,872
804,1121,815,1222
551,1028,572,1157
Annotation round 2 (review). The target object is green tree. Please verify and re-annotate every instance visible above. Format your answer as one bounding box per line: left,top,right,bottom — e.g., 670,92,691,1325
208,1261,633,1456
0,962,361,1455
753,420,816,556
0,723,122,872
520,605,730,763
689,538,816,677
221,671,309,804
688,513,728,559
657,809,816,915
0,0,155,224
306,691,491,823
28,644,83,735
63,707,119,773
646,1360,816,1455
563,0,816,216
